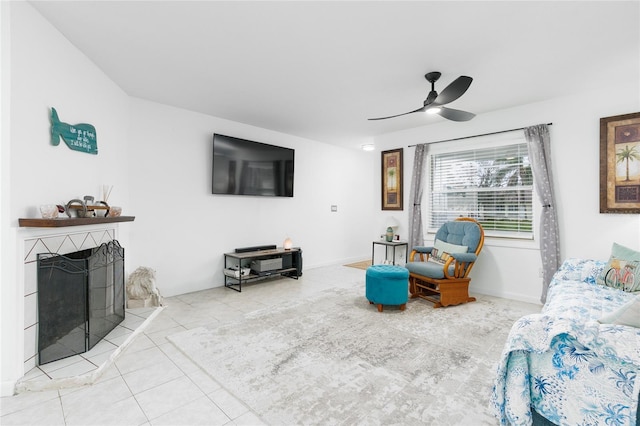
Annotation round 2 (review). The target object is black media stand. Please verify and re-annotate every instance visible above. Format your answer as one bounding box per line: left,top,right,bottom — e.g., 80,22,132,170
223,247,302,292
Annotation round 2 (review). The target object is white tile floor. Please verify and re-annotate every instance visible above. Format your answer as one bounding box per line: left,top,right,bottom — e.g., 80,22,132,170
1,264,367,426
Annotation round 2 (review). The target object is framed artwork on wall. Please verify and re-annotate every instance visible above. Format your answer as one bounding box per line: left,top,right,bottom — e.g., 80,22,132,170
600,112,640,214
381,148,403,210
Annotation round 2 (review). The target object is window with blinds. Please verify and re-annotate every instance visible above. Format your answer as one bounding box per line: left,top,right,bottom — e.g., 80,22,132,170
428,140,534,239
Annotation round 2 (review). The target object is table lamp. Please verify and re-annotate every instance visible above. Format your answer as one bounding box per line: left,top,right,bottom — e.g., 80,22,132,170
283,237,293,250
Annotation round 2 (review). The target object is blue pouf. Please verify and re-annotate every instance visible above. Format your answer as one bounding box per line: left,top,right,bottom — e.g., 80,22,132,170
366,264,409,312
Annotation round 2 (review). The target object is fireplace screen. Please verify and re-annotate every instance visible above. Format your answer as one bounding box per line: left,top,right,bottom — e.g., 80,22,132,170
37,240,125,365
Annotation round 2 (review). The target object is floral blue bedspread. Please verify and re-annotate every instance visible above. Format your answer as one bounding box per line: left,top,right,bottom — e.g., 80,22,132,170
491,258,640,426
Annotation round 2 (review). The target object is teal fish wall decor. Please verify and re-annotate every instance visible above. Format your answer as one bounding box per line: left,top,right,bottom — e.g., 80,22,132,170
50,107,98,155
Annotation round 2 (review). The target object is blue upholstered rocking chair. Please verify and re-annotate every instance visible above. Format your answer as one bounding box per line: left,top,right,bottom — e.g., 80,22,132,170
405,217,484,308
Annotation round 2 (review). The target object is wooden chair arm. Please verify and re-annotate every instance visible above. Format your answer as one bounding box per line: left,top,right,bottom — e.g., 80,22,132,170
409,246,433,262
442,255,476,279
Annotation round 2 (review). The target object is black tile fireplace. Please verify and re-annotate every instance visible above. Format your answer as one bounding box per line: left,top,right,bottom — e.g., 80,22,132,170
37,240,125,365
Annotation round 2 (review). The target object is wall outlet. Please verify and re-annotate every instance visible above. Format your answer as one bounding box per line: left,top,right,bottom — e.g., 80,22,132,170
331,205,337,212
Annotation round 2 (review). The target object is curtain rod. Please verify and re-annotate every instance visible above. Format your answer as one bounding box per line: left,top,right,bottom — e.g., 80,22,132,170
408,123,553,147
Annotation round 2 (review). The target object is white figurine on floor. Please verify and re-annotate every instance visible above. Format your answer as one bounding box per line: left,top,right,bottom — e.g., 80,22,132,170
126,266,163,308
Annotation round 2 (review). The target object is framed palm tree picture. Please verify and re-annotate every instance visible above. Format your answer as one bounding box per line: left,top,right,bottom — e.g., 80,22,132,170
382,148,403,210
600,112,640,213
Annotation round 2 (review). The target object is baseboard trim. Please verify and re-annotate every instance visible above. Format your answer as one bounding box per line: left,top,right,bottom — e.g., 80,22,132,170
472,286,543,306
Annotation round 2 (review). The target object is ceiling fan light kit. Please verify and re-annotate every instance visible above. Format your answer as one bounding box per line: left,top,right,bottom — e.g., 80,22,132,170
368,71,475,122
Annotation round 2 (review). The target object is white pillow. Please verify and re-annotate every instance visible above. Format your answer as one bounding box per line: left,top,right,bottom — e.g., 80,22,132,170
434,239,468,254
598,295,640,328
430,239,469,264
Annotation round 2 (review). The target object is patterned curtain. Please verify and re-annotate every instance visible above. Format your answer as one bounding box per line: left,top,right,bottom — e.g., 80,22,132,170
408,143,429,252
525,124,560,304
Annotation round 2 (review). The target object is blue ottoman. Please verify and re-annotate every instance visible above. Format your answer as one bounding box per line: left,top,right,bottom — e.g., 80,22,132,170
366,264,409,312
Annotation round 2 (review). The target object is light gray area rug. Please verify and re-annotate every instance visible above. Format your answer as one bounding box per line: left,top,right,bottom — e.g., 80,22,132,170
168,286,540,425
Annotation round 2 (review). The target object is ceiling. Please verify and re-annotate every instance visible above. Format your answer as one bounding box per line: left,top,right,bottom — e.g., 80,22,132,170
29,1,640,149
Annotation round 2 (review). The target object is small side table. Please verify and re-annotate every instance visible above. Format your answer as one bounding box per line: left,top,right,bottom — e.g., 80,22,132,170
372,240,408,266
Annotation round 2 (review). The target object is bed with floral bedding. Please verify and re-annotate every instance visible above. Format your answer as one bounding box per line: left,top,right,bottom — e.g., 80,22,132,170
491,257,640,426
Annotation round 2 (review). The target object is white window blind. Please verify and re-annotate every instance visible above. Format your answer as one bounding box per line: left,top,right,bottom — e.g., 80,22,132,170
428,139,534,239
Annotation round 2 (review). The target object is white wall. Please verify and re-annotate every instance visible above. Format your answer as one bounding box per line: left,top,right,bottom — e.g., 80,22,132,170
1,2,133,395
0,0,15,398
1,2,377,394
125,98,376,297
8,8,132,221
375,79,640,304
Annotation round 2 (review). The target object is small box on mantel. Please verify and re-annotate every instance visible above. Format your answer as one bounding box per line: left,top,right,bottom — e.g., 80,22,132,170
251,258,282,272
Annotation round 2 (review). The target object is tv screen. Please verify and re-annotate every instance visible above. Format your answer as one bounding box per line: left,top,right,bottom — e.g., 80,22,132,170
212,134,294,197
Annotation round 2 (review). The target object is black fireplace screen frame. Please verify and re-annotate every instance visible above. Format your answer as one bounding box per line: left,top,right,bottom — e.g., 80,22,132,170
37,240,125,365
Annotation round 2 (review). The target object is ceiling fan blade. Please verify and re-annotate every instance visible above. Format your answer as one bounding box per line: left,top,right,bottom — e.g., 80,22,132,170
432,76,473,106
437,106,475,122
367,106,425,121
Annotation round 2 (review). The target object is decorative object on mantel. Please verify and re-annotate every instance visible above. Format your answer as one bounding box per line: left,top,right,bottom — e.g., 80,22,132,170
600,111,640,214
107,206,122,217
101,185,121,217
66,198,110,218
283,237,293,250
39,205,59,219
22,186,129,227
126,267,163,308
50,107,98,155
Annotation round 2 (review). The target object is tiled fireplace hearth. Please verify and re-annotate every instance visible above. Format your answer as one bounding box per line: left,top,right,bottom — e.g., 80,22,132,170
21,226,120,374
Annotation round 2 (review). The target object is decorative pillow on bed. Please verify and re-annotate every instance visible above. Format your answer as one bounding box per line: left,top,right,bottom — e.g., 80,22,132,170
430,239,468,264
598,295,640,327
552,259,606,284
596,242,640,292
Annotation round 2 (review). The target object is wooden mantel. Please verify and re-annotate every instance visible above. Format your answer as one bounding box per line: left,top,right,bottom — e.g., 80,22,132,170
19,216,135,228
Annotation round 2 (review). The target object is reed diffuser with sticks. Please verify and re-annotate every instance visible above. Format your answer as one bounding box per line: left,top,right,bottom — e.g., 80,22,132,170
102,185,122,217
102,185,113,204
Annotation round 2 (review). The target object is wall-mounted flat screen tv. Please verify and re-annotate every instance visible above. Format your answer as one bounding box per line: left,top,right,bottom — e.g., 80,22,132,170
212,133,294,197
